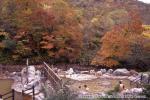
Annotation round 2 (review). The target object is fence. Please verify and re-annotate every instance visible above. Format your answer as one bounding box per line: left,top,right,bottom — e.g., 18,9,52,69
22,85,35,100
43,62,63,91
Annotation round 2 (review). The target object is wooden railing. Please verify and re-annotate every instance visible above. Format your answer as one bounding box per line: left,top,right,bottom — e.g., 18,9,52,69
43,62,63,91
22,85,35,100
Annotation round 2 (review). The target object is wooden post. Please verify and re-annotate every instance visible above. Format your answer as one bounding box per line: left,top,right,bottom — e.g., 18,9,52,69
26,59,29,83
27,58,29,66
0,64,2,75
141,73,143,83
148,74,150,84
12,89,15,100
32,86,35,100
0,94,2,100
22,90,24,100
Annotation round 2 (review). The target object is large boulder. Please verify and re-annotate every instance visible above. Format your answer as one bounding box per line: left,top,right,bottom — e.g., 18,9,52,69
107,69,113,74
28,66,36,82
100,69,107,74
12,65,45,100
113,68,130,76
141,73,149,83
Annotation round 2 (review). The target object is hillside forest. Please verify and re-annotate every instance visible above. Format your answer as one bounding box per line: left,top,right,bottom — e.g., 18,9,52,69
0,0,149,70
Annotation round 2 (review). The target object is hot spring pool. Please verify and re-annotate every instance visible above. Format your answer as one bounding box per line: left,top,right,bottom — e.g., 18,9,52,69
63,78,136,93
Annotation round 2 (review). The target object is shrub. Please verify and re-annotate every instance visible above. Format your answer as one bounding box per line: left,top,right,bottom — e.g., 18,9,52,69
142,84,150,99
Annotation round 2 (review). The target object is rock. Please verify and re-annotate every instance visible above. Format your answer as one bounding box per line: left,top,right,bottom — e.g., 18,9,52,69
12,65,44,100
24,68,41,89
80,71,89,74
130,88,143,94
66,74,97,81
66,68,74,75
100,69,107,74
128,75,141,83
74,69,80,74
142,73,149,83
113,68,130,76
89,70,95,75
57,69,62,73
100,92,107,97
107,69,113,74
102,74,111,78
96,71,102,77
121,88,143,94
35,70,41,81
9,72,17,77
28,66,36,82
12,75,21,82
129,70,139,76
5,71,9,76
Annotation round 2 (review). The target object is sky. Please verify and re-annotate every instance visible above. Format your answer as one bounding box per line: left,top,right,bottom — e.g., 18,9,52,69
138,0,150,3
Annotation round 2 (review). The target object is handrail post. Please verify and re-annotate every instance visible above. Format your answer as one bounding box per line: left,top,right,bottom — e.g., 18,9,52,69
140,73,143,83
22,90,24,100
0,94,2,100
26,58,29,84
32,86,35,100
148,74,150,84
12,89,15,100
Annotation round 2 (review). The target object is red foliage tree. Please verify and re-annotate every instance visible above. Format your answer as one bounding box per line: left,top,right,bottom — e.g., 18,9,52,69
91,11,144,67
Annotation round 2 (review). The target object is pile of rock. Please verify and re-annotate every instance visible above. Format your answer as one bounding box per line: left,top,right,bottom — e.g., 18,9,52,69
44,67,149,86
11,66,45,100
121,88,143,94
65,68,97,81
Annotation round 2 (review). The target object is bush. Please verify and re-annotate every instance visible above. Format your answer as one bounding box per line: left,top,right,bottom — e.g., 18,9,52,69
43,85,77,100
142,84,150,99
107,84,120,95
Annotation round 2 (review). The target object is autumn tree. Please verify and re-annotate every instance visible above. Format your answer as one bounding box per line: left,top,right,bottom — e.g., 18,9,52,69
91,11,148,68
39,0,83,62
0,0,83,63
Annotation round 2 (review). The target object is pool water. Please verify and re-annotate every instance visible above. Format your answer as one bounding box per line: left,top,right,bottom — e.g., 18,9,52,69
0,79,14,100
0,77,136,99
64,78,136,93
0,79,31,100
